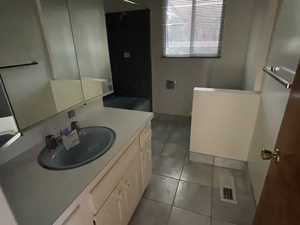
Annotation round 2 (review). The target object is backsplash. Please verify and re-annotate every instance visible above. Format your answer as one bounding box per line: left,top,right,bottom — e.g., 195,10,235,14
0,98,103,166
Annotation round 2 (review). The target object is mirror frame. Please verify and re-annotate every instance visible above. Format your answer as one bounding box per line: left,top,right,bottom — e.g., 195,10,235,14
0,74,22,148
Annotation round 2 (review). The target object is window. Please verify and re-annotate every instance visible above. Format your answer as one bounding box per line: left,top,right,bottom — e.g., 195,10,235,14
162,0,225,58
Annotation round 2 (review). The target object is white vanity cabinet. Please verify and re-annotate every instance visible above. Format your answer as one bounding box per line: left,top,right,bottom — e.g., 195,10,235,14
58,121,152,225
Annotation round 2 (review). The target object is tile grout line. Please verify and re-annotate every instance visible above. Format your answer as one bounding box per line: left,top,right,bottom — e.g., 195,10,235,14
142,195,214,219
152,118,217,224
167,119,187,225
152,169,219,187
142,196,172,206
210,156,216,225
153,119,177,225
170,142,185,205
157,120,172,155
164,147,187,225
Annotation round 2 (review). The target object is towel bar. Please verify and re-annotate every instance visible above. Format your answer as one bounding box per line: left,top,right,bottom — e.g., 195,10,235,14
263,65,295,89
0,61,38,70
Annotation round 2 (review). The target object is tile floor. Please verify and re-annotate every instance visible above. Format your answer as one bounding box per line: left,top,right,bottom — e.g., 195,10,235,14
130,115,256,225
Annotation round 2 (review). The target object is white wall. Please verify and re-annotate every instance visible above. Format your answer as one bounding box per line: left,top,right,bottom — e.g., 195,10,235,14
243,0,279,91
243,0,278,91
190,88,260,161
104,0,255,116
247,0,300,202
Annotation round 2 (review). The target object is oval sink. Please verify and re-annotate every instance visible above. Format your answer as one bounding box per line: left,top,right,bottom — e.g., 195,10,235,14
38,126,115,170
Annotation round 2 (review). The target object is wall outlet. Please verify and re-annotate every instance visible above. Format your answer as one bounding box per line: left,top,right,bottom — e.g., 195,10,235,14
166,80,176,90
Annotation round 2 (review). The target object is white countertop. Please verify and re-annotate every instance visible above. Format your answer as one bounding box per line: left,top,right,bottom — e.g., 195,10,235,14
0,107,153,225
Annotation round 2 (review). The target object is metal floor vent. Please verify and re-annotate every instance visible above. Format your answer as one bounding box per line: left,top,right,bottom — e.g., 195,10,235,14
219,171,237,204
222,187,234,201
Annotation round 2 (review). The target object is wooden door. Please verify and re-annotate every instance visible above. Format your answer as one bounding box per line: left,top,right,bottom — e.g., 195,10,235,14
253,61,300,225
253,0,300,224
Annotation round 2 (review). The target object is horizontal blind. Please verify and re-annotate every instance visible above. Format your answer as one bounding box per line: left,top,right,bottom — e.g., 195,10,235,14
163,0,224,57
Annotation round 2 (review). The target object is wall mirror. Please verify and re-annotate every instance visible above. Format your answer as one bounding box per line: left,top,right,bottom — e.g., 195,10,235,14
0,0,114,131
0,75,21,148
67,0,114,101
38,0,114,102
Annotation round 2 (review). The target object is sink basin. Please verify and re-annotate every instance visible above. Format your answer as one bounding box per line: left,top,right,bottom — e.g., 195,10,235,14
38,126,115,170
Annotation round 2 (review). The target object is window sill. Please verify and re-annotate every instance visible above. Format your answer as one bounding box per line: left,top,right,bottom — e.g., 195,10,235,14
161,56,221,59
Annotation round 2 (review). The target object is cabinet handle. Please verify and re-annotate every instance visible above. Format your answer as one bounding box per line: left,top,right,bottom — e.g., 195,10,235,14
124,180,130,189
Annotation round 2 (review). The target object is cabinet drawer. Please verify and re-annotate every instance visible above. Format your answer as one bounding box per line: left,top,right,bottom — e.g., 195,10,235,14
90,138,139,214
139,121,151,149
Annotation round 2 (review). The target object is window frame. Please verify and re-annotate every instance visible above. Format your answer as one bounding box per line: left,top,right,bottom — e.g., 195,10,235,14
162,0,226,59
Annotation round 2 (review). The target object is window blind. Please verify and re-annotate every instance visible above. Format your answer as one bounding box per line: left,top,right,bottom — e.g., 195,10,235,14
163,0,224,58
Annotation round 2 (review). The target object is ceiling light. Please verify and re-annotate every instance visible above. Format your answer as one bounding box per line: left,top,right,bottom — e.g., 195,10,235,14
123,0,137,5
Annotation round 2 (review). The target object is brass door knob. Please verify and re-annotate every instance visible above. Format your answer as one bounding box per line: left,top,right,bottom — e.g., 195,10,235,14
261,149,280,163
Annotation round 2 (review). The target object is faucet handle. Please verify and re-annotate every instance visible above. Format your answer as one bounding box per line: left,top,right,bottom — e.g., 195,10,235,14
45,135,58,150
71,121,80,132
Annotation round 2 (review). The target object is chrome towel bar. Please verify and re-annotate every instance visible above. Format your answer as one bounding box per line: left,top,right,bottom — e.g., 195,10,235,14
0,61,38,70
263,65,295,89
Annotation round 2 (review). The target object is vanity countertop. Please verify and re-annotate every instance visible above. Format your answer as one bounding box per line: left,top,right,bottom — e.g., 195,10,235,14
0,107,153,225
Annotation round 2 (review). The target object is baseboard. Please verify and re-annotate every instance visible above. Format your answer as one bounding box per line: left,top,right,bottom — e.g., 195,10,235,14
189,151,247,170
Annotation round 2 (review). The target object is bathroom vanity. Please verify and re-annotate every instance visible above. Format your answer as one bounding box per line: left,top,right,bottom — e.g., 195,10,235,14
0,107,153,225
0,0,152,224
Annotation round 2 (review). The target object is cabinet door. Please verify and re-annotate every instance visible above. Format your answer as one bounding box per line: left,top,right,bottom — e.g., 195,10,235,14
67,0,113,98
123,155,142,222
37,0,80,80
0,0,45,66
90,138,139,214
94,157,141,225
68,0,111,79
114,182,129,225
0,0,59,129
141,137,152,190
94,193,122,225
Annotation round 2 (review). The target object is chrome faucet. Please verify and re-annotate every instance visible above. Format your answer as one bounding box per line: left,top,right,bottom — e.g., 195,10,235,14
71,121,80,133
45,121,80,150
45,135,59,150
